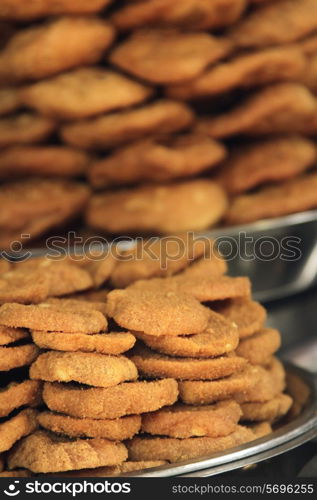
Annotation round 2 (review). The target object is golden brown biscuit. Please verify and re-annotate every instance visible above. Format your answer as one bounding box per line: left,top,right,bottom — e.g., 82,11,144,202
0,380,42,418
38,412,141,440
106,288,210,336
8,431,128,473
225,173,317,225
30,351,138,388
178,365,260,405
129,346,247,380
0,409,38,453
61,100,194,150
0,17,115,83
0,146,90,179
127,425,254,462
0,325,28,345
167,46,306,100
212,298,267,339
236,328,281,365
214,136,316,195
0,113,55,147
0,0,113,20
110,29,232,84
0,303,107,334
20,68,153,120
197,84,317,139
0,179,90,248
89,134,226,188
42,297,107,316
55,461,167,477
0,88,21,115
110,234,216,288
86,179,228,234
32,330,135,355
230,0,317,48
0,344,39,372
134,310,239,358
240,393,293,422
19,261,94,298
112,0,246,31
0,454,3,471
235,357,286,404
43,379,179,419
131,275,251,303
141,400,241,438
0,268,51,304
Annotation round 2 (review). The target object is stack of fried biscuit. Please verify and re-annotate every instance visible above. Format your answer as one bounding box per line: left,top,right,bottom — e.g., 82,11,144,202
1,1,317,248
104,250,291,463
0,239,293,475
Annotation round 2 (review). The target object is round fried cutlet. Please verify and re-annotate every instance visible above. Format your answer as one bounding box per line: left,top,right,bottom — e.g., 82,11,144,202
181,253,228,279
61,99,194,150
0,17,115,83
20,68,153,120
127,425,255,462
141,400,241,438
235,357,285,404
110,29,232,85
111,0,246,31
32,330,135,355
236,328,281,365
8,431,128,473
0,145,90,179
106,288,210,336
49,461,167,477
130,275,251,303
86,179,228,234
0,0,113,21
89,134,226,188
0,325,29,345
240,393,293,422
178,365,260,405
129,345,247,380
134,310,238,358
0,113,56,148
213,298,267,338
30,351,138,388
38,412,141,440
0,380,42,418
0,409,38,453
0,344,39,371
43,379,179,419
44,297,107,316
0,303,106,334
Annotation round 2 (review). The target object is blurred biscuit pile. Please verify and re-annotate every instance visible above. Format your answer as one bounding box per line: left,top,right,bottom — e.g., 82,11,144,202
2,0,317,248
0,238,294,476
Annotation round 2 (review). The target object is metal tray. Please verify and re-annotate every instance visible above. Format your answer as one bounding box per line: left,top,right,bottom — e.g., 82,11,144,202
205,210,317,302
